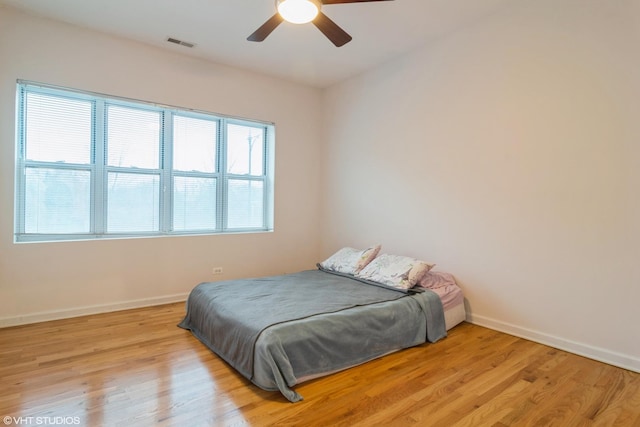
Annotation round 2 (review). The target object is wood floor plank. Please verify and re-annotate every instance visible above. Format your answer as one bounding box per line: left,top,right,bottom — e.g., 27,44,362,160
1,302,638,426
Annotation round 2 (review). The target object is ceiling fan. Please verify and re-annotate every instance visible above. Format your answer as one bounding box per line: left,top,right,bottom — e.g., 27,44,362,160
248,0,394,47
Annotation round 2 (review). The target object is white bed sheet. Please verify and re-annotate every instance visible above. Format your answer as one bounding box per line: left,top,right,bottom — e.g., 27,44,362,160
444,299,466,330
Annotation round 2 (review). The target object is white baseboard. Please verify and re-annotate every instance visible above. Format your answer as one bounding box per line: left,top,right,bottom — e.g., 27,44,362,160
0,293,189,328
466,313,640,374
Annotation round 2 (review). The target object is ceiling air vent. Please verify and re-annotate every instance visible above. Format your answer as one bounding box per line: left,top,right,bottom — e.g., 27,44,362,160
166,37,195,48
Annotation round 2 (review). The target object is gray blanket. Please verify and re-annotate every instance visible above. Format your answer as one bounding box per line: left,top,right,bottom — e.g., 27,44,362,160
178,269,446,402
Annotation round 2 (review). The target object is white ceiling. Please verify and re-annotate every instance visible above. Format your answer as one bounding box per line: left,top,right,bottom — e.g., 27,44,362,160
0,0,514,88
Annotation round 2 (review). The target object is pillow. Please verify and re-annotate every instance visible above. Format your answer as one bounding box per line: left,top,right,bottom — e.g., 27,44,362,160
319,245,381,275
417,270,457,290
356,253,435,290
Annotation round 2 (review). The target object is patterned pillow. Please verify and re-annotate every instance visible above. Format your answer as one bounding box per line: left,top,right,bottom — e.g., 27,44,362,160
356,254,435,290
319,245,381,275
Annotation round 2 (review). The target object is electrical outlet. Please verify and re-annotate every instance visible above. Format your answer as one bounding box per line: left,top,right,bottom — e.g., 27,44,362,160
212,267,223,275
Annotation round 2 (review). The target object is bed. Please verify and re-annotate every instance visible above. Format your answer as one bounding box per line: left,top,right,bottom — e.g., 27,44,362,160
178,247,466,402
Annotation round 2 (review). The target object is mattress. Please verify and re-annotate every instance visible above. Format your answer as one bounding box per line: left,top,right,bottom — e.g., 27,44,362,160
180,269,464,402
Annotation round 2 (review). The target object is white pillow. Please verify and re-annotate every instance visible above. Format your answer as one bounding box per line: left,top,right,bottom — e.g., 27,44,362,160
319,245,381,275
356,254,434,290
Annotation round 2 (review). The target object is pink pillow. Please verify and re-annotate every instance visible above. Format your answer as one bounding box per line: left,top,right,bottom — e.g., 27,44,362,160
418,271,457,289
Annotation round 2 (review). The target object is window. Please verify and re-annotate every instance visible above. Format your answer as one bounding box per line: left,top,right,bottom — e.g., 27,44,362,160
14,81,274,242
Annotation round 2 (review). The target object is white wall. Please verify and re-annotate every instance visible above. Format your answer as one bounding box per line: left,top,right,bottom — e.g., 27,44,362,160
322,0,640,371
0,7,323,324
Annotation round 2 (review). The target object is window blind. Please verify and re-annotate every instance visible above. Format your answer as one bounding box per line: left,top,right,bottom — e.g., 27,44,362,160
14,81,274,242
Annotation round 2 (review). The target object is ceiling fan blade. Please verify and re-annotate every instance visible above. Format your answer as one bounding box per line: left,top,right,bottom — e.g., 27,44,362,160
321,0,394,4
247,14,284,42
312,12,352,47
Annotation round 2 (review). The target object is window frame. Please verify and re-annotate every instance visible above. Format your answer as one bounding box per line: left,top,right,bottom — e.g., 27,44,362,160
14,81,275,243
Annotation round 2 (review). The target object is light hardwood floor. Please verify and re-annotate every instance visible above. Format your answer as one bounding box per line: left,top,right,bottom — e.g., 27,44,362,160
1,302,638,426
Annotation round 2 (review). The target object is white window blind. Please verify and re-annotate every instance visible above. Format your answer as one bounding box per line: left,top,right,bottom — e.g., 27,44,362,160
172,115,218,232
15,81,274,242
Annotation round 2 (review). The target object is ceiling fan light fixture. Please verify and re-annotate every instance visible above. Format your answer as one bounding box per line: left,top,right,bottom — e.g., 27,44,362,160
276,0,320,24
